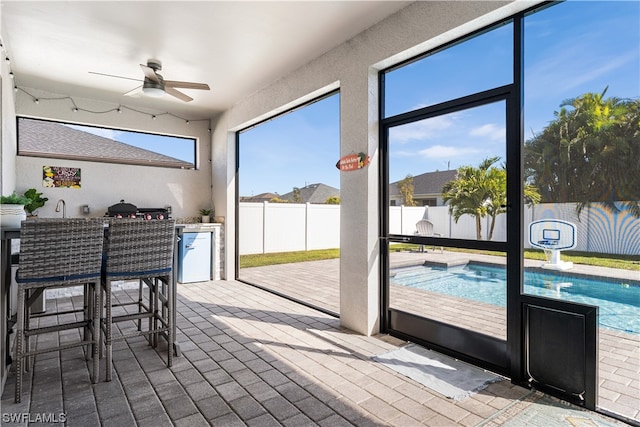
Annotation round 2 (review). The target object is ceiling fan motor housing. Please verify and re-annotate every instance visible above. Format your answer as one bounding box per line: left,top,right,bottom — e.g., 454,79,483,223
143,73,164,90
147,59,162,71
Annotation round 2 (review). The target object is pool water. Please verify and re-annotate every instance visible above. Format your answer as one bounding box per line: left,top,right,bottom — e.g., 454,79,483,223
390,263,640,334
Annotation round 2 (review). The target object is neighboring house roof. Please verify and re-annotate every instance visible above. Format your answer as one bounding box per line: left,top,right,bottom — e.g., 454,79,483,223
19,119,193,168
389,170,457,198
240,192,280,202
280,183,340,204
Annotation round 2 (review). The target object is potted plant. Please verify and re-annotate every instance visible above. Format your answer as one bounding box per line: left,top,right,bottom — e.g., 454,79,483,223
199,208,213,223
0,192,29,228
23,188,48,217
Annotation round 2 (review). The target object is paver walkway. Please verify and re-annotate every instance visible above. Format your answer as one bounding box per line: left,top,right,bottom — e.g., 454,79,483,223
240,253,640,422
1,280,629,426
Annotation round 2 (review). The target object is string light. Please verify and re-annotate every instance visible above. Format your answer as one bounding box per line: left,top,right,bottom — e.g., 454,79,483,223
2,38,208,126
14,86,210,125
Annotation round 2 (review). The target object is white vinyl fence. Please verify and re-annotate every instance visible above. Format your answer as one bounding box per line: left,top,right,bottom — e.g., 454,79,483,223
239,202,640,256
239,202,340,255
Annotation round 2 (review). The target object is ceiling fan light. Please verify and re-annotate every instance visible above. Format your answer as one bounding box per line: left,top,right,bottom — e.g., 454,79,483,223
143,86,164,97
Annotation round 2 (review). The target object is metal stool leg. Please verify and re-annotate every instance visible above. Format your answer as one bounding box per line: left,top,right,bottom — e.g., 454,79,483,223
14,287,26,403
104,280,113,382
167,276,173,368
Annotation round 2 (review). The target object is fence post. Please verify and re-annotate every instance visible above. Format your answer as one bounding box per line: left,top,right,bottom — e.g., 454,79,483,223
305,202,310,251
262,201,268,254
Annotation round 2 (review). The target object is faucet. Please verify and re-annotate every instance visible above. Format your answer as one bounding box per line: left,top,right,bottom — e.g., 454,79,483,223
55,199,66,218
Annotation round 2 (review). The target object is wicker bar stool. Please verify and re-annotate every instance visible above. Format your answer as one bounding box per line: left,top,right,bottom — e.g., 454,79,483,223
101,219,175,381
14,218,104,403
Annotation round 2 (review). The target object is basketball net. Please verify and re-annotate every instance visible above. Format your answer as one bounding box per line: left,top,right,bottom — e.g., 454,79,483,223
543,248,554,263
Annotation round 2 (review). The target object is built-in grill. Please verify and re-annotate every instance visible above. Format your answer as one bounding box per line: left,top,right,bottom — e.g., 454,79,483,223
106,200,170,220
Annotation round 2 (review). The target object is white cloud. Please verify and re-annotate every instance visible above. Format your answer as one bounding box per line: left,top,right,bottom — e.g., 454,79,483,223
418,145,480,159
389,114,456,143
469,123,504,142
526,44,638,98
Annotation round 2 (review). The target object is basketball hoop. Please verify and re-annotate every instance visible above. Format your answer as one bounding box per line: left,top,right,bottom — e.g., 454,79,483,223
529,219,577,271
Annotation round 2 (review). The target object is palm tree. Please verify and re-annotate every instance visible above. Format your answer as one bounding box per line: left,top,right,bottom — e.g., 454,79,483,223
442,157,540,241
442,157,499,240
524,88,640,217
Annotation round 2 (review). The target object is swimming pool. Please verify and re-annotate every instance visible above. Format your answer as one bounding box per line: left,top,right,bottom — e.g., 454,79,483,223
390,263,640,334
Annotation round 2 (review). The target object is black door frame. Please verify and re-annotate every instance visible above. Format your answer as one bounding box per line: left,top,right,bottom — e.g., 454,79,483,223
379,86,518,377
378,7,597,409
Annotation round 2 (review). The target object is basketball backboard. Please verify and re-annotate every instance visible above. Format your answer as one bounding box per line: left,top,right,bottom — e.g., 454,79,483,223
529,219,576,251
529,219,577,270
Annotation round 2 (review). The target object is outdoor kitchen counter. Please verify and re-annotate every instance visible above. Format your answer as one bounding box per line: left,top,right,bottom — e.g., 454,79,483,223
175,223,224,281
176,223,220,233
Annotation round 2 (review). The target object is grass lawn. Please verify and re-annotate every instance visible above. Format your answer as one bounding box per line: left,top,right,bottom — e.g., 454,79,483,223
240,245,639,271
240,249,340,268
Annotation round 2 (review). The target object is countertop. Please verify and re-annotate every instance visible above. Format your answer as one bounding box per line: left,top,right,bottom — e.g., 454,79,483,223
175,223,222,232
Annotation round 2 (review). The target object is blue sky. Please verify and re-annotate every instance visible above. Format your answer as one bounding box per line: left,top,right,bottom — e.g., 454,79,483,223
238,1,638,196
239,95,340,196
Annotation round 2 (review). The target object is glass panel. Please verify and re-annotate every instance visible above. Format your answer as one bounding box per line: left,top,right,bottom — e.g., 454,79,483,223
388,101,507,242
384,22,512,118
18,117,196,169
238,93,340,314
524,1,639,420
388,245,507,340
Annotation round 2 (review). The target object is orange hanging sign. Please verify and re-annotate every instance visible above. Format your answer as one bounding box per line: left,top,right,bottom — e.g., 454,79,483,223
336,152,370,171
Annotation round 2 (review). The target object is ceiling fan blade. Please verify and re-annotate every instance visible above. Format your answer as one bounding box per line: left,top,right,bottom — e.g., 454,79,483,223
89,71,142,82
140,64,160,83
165,86,193,102
164,80,210,90
123,85,143,96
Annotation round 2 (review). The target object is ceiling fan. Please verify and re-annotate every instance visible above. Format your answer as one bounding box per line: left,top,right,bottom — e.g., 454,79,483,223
90,59,210,102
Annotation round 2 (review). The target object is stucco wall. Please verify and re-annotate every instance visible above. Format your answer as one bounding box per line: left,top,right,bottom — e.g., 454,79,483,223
1,57,18,195
12,89,212,220
212,1,534,335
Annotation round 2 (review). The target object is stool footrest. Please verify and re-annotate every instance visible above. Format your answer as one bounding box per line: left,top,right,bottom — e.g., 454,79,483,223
19,339,98,358
30,308,85,319
24,320,91,336
112,312,155,324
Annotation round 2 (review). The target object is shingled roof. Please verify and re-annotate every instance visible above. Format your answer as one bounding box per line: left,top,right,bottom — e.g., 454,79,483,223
240,192,280,203
389,170,457,197
280,183,340,204
18,118,193,168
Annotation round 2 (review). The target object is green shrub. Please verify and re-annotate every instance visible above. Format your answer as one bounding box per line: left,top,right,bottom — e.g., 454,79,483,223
0,193,29,205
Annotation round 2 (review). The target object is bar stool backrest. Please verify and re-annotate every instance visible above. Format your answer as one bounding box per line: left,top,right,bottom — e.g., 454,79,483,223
104,219,176,280
17,218,104,283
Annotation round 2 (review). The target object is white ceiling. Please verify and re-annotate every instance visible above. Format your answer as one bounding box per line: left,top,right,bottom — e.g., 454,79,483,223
1,1,411,120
